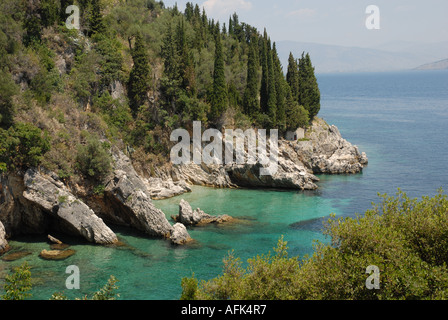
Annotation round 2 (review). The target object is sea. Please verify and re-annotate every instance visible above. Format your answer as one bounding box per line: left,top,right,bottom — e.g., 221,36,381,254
1,70,447,300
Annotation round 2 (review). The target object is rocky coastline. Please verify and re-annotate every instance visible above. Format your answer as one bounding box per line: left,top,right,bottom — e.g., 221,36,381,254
0,118,367,252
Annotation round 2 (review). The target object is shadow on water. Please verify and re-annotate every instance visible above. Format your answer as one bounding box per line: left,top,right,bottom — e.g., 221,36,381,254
289,217,328,233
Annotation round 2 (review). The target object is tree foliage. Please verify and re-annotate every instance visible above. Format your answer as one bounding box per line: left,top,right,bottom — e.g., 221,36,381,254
76,134,112,180
298,52,320,120
0,122,51,171
209,26,228,121
0,0,322,179
128,32,151,114
1,262,32,300
181,189,448,300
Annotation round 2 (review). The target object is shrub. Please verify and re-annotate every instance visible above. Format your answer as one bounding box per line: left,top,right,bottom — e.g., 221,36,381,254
0,122,51,170
1,262,32,300
76,134,112,180
0,68,19,129
182,189,448,300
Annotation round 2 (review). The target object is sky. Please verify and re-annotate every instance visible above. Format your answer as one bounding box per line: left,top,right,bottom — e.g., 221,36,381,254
161,0,448,48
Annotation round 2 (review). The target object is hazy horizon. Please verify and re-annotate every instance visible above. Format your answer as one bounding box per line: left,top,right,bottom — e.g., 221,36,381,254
162,0,448,73
163,0,448,49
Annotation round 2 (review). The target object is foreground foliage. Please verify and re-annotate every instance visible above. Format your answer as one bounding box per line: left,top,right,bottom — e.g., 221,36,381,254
181,189,448,300
0,261,120,300
1,262,32,300
51,275,120,300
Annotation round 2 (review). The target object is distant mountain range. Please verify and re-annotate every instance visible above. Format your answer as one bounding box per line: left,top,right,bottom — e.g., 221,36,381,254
415,59,448,70
276,40,448,74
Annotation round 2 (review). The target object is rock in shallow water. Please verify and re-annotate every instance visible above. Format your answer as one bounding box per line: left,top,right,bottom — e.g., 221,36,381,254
170,223,193,245
39,249,76,260
173,199,233,226
1,250,32,261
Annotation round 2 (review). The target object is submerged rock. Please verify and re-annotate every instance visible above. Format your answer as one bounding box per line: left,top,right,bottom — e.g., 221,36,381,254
39,249,76,260
173,199,233,226
23,169,118,245
1,250,31,261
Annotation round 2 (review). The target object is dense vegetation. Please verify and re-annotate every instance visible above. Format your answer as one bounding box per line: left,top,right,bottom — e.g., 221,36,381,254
181,189,448,300
0,0,320,186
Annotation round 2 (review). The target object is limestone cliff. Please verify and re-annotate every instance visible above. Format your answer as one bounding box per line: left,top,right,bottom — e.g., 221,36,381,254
0,149,191,248
148,118,368,198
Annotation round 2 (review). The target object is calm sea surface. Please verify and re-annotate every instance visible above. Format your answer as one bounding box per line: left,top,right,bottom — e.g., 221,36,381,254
1,70,447,300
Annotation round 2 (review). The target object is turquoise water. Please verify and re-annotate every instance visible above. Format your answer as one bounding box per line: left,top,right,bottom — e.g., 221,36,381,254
1,70,448,300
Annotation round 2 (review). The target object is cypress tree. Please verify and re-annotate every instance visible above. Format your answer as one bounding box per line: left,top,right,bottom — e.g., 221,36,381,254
243,36,259,116
176,19,196,96
193,4,201,25
266,39,277,126
286,52,299,103
184,2,194,21
161,22,182,111
128,33,151,114
285,86,309,130
162,23,180,84
90,0,105,35
228,15,234,36
298,52,320,120
272,43,286,129
259,29,269,114
210,27,228,121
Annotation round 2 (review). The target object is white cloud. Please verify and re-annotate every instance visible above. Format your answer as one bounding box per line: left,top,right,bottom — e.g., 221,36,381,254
202,0,253,17
286,8,316,18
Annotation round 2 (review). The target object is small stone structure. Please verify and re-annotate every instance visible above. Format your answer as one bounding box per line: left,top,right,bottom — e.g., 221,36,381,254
286,128,305,141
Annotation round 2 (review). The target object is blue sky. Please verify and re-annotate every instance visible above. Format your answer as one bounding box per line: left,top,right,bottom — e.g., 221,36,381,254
162,0,448,48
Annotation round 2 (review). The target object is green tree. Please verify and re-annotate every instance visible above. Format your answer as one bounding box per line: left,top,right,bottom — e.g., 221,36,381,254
259,30,269,114
23,2,42,46
176,19,196,96
285,86,309,130
94,34,124,91
298,52,320,120
209,26,228,121
161,22,182,113
0,69,18,129
242,36,259,116
90,0,105,35
272,44,286,129
0,123,51,171
128,33,151,114
266,40,277,126
1,262,32,300
286,52,299,103
76,134,112,180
